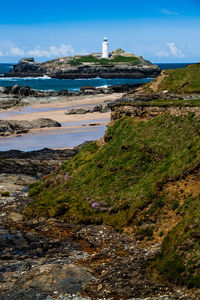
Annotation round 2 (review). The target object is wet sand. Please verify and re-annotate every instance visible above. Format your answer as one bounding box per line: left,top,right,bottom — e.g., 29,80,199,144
0,93,121,151
0,93,121,122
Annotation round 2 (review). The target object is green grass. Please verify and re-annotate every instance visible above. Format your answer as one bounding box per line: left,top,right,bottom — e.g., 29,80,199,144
114,99,200,108
150,194,200,287
149,63,200,94
27,114,200,229
68,55,139,66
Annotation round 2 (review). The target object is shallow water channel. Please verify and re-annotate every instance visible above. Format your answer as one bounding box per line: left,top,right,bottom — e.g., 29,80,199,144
0,104,109,151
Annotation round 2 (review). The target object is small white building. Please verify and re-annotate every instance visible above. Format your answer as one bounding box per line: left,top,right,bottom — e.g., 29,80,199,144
102,37,109,58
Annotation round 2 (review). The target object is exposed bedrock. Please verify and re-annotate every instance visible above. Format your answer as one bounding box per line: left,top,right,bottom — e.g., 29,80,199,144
0,83,144,109
111,104,200,120
0,141,92,177
0,148,78,177
0,118,61,136
5,57,161,79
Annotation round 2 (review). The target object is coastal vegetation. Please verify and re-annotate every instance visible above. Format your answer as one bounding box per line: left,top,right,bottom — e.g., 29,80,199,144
145,63,200,94
26,62,200,289
27,111,200,290
113,98,200,108
68,55,139,66
149,192,200,288
1,191,10,197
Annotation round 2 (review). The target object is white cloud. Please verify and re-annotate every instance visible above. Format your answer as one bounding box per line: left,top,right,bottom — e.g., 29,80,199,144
7,47,25,56
156,50,169,57
167,42,185,57
156,42,185,58
27,46,50,57
27,44,74,58
0,44,75,58
49,44,74,56
161,9,180,16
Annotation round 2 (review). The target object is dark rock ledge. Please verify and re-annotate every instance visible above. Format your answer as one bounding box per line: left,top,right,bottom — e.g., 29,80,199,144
0,118,61,136
0,147,78,177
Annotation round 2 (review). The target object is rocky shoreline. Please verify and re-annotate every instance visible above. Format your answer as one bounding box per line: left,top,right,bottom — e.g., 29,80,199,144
0,168,199,299
0,147,80,177
0,138,200,299
3,57,161,79
0,83,143,109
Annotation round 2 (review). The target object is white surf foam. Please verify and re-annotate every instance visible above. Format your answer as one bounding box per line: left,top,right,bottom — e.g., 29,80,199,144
0,75,52,81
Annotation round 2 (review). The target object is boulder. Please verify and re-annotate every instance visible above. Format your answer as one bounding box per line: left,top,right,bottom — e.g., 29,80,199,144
91,104,103,112
65,108,90,115
57,89,69,96
101,105,110,113
0,94,20,109
0,118,61,135
7,263,94,299
0,87,9,94
29,118,61,129
10,84,20,95
80,86,97,91
18,86,31,96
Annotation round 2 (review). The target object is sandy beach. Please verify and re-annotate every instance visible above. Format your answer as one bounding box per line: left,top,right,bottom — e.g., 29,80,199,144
0,93,122,151
0,92,122,122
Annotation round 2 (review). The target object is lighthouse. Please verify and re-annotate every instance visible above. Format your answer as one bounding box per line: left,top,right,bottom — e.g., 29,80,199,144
102,37,109,58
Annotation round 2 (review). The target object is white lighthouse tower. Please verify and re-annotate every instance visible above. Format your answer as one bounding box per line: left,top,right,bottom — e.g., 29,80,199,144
102,37,109,58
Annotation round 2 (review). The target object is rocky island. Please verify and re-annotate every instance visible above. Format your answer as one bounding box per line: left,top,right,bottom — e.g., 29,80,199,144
4,49,160,79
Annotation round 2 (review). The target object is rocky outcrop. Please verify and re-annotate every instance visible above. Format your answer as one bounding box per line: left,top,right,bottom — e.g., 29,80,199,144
108,92,186,108
107,90,200,120
0,83,144,109
0,93,20,109
65,104,110,115
5,58,160,79
0,148,78,176
0,181,94,299
0,85,41,109
49,63,160,79
0,118,61,136
111,104,200,120
13,58,46,74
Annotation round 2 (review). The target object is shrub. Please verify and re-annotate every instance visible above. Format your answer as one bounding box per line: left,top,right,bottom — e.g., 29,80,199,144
1,191,10,197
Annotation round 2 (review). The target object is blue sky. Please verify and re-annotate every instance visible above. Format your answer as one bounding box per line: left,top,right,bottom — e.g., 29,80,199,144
0,0,199,63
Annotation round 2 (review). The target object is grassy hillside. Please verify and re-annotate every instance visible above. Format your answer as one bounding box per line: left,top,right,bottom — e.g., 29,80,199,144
146,63,200,94
27,113,200,286
150,193,200,288
27,114,200,224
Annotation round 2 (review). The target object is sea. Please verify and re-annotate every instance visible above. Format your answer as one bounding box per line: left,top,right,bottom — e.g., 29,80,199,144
0,63,190,92
0,63,191,151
